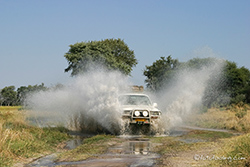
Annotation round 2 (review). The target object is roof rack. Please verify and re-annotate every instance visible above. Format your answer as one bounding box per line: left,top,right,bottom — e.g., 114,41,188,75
131,85,144,92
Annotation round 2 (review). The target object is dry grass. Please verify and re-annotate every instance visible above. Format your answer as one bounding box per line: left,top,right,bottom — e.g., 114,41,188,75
185,105,250,132
182,105,250,166
0,109,26,166
207,133,250,166
0,106,22,111
0,106,71,167
151,129,250,166
151,133,220,167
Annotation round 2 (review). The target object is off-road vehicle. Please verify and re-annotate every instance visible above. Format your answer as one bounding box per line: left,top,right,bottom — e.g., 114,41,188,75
118,93,162,134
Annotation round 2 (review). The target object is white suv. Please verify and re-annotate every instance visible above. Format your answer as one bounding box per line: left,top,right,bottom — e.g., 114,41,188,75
118,93,161,133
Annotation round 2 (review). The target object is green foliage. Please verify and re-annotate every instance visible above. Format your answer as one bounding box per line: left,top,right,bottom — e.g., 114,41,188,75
64,38,137,76
17,83,47,105
0,84,47,106
202,61,250,107
143,57,220,92
223,61,250,105
0,86,17,106
144,56,179,91
235,111,247,119
246,85,250,103
144,56,250,106
184,57,218,69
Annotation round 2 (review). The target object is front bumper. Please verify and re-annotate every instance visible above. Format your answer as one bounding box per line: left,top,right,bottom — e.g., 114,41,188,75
131,118,150,124
122,115,160,125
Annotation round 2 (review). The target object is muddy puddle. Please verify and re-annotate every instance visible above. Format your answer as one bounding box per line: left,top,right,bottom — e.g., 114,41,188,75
25,137,84,167
26,135,160,167
60,137,160,167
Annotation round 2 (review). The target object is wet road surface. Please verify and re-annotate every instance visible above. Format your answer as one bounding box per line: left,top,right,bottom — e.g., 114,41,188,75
26,126,235,167
27,136,160,167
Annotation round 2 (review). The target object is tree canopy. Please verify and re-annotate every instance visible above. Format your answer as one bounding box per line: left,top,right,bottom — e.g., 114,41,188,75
144,56,250,107
64,38,137,76
0,83,48,106
0,86,17,106
143,56,179,91
223,61,250,104
17,83,47,105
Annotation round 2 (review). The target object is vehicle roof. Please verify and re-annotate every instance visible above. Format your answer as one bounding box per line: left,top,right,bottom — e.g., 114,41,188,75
119,93,149,96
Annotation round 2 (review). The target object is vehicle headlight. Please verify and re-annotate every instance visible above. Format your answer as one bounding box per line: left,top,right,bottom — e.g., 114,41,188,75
142,111,149,117
123,110,131,115
151,111,160,115
134,111,140,117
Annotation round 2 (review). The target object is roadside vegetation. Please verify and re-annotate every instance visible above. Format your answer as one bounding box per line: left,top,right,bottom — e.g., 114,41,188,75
185,104,250,133
150,104,250,166
0,106,71,167
184,104,250,166
211,133,250,166
56,135,118,162
151,128,250,166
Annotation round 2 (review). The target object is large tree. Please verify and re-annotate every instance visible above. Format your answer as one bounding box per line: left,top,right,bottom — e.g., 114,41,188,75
17,83,47,105
64,38,137,76
223,61,250,104
1,86,17,106
144,56,250,106
143,56,179,91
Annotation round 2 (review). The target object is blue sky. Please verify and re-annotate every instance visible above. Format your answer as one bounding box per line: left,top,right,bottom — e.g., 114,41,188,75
0,0,249,88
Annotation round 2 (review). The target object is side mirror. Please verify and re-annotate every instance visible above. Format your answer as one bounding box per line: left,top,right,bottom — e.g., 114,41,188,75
153,103,158,108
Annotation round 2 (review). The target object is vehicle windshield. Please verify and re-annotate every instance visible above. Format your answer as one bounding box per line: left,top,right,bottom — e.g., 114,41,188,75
118,95,152,106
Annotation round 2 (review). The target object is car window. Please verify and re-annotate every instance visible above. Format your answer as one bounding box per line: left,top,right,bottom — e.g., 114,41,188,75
118,95,151,106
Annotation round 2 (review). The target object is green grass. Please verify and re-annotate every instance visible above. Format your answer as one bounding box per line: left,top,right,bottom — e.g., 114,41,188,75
210,133,250,166
0,107,71,167
0,106,22,111
181,130,234,142
57,134,115,162
151,137,189,154
151,130,233,155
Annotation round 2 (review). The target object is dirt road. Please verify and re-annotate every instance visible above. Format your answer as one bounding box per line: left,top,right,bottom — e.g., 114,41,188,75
26,126,237,167
27,135,160,167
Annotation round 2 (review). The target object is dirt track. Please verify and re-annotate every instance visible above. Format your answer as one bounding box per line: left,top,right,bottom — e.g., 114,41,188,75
26,126,236,167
